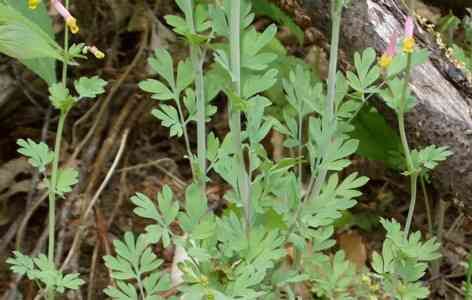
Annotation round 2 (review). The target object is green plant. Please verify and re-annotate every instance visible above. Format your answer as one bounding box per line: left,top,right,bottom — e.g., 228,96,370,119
433,10,472,78
465,253,472,299
125,0,452,298
2,0,454,299
2,1,107,299
129,0,383,299
371,219,441,300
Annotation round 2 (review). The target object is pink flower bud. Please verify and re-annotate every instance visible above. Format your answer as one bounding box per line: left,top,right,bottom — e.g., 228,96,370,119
51,0,79,34
386,32,398,57
404,16,414,38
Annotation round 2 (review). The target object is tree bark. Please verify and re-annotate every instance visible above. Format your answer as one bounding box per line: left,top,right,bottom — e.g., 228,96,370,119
301,0,472,208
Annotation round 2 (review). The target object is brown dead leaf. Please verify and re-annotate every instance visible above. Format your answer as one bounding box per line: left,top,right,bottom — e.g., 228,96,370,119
338,230,367,269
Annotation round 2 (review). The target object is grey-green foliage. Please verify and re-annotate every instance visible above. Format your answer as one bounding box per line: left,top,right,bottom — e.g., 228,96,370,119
139,48,218,138
306,251,360,299
130,1,370,299
7,252,84,294
372,219,441,300
130,187,179,247
410,145,453,177
127,0,451,299
103,232,172,300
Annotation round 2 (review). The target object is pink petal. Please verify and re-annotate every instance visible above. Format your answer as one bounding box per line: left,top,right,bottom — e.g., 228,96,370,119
404,16,415,38
386,32,398,56
51,0,72,20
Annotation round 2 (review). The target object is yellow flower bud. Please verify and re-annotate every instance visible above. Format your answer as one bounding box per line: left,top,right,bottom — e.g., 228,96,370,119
403,37,415,53
28,0,40,9
378,54,393,69
89,46,105,59
66,17,79,34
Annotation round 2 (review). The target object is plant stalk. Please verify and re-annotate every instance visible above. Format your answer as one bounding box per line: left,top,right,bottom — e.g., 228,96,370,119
397,54,418,237
229,0,251,237
62,0,70,86
185,0,207,192
298,108,303,192
175,99,194,170
48,1,70,298
307,0,343,204
285,0,343,241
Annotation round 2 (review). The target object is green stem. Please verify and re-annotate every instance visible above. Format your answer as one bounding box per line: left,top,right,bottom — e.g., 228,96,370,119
185,0,207,191
229,0,251,237
285,0,343,241
420,176,433,235
404,173,418,236
176,99,194,172
136,273,146,300
307,1,342,204
47,111,67,300
397,54,418,237
48,1,71,298
62,0,70,86
466,254,472,299
298,108,303,192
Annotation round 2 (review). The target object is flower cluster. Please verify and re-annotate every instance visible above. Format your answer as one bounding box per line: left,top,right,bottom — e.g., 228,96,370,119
29,0,79,34
379,33,398,69
402,16,415,53
379,16,416,69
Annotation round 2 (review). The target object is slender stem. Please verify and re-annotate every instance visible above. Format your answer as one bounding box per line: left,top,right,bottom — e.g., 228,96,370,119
175,99,194,172
62,0,69,86
136,273,146,300
298,110,303,192
404,173,418,235
397,54,418,237
467,254,472,299
47,111,66,300
420,176,433,235
185,0,207,191
307,1,343,204
229,0,251,236
398,56,414,171
285,1,343,241
48,1,71,298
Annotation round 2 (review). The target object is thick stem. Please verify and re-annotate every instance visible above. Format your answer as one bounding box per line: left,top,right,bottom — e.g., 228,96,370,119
229,0,251,236
185,0,207,191
285,1,343,241
307,1,342,204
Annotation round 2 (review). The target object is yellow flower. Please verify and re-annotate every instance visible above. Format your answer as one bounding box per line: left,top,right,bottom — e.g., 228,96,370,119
66,17,79,34
403,37,415,53
378,54,393,69
28,0,40,9
86,46,105,59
